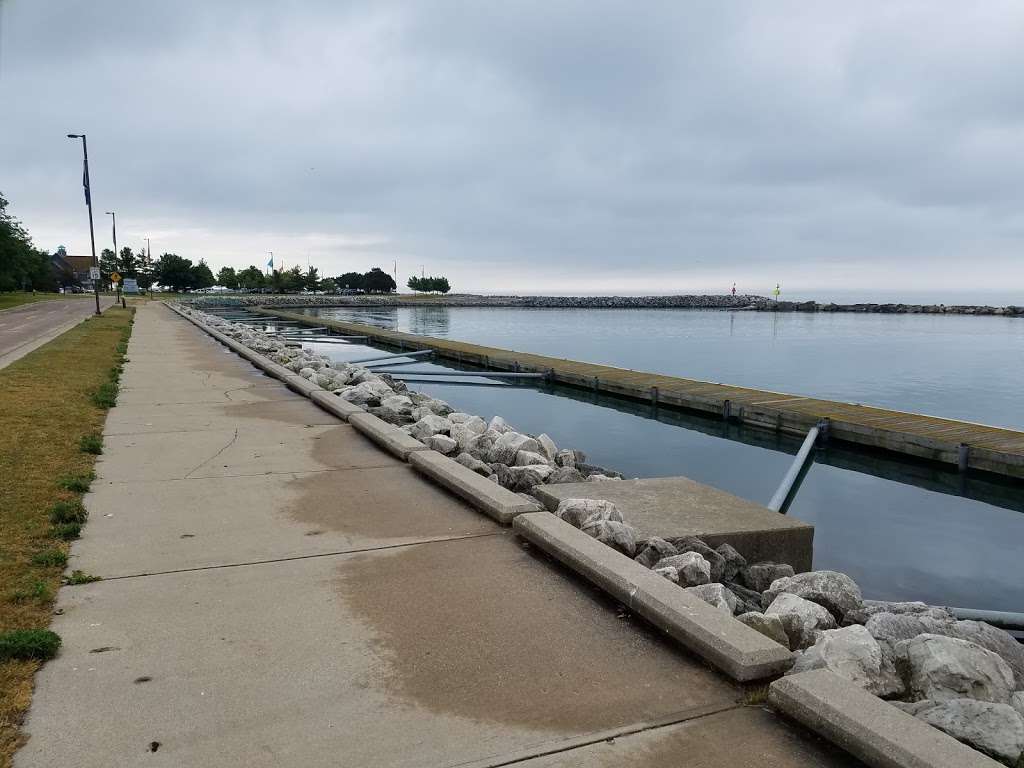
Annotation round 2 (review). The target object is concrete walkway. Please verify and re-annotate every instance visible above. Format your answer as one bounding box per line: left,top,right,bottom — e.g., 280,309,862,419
0,296,115,370
16,304,860,768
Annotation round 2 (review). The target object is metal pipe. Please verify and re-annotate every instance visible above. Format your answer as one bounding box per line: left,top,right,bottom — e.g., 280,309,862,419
287,338,363,346
948,607,1024,632
388,378,511,388
346,349,433,364
273,326,328,333
385,370,545,379
767,425,821,512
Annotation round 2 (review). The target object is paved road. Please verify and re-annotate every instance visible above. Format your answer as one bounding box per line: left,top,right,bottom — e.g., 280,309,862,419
15,304,860,768
0,297,115,370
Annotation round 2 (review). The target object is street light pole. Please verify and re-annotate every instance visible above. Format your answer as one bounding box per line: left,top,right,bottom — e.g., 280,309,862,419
106,211,119,303
145,237,152,295
67,133,101,315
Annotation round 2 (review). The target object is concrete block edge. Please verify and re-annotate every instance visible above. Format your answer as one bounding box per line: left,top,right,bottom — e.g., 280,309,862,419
768,670,1004,768
512,511,795,683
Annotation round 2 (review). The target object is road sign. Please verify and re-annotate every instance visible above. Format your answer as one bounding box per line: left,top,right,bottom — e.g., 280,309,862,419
123,278,139,294
89,266,101,280
110,272,122,283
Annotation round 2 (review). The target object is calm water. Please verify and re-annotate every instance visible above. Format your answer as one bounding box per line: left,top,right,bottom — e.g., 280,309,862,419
287,307,1024,611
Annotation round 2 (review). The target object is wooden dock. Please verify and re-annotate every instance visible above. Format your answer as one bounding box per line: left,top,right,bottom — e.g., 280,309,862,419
260,308,1024,480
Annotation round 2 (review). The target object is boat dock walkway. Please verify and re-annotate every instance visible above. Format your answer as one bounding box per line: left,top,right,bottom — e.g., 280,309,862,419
260,308,1024,480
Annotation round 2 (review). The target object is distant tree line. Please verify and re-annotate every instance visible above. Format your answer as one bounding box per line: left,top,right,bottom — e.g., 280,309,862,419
407,275,450,294
98,245,155,291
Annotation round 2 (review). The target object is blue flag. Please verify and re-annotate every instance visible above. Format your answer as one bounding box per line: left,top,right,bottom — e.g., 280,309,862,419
266,255,273,269
82,162,91,206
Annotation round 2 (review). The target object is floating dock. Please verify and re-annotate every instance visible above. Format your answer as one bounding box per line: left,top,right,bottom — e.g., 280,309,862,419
257,307,1024,480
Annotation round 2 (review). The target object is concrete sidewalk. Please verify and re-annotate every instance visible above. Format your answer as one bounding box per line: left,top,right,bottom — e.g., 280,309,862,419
15,304,860,767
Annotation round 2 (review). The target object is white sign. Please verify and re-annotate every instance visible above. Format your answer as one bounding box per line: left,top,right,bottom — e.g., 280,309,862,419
89,266,101,280
122,278,139,294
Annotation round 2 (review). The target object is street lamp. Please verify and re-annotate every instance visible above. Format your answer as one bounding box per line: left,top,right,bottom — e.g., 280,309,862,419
105,211,119,302
66,133,101,315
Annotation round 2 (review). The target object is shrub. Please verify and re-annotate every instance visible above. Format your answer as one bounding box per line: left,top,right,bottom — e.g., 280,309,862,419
11,580,51,604
92,381,119,408
31,549,68,568
67,570,101,585
57,472,94,493
79,433,103,454
0,629,62,661
52,522,82,540
49,500,87,525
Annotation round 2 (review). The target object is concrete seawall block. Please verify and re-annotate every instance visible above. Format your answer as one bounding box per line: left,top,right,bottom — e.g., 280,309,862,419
769,670,1003,768
513,512,795,682
308,390,366,422
408,451,541,524
348,412,430,460
282,374,320,397
534,477,814,572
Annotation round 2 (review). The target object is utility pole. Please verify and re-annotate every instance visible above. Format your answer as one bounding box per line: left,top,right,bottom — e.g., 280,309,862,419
106,211,120,304
145,237,152,295
66,133,101,315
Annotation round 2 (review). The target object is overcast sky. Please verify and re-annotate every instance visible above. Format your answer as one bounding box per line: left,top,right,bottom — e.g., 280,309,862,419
2,1,1023,300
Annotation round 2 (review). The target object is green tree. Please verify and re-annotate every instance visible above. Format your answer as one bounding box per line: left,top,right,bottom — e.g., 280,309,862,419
304,266,319,292
363,267,396,294
337,272,364,291
99,248,118,289
152,253,195,292
136,247,154,292
237,265,265,291
431,276,451,294
407,275,423,293
283,266,304,293
268,268,285,293
191,260,216,290
318,277,337,294
217,266,239,289
118,246,138,278
0,192,53,292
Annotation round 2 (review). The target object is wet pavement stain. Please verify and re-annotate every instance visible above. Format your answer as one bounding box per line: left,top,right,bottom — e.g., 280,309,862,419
333,535,736,733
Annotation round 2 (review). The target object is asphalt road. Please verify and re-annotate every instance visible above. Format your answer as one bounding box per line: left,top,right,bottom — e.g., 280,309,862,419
0,296,116,370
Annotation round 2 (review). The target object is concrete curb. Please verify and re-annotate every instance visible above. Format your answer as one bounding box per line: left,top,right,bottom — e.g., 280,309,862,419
308,390,365,421
768,670,1003,768
513,511,795,682
349,412,431,460
408,450,541,524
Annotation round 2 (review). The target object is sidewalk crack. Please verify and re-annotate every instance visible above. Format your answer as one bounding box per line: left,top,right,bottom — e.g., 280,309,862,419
183,429,238,478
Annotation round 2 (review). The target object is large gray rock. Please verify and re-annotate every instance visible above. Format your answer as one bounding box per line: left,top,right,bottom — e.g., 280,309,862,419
789,625,904,698
653,552,710,587
685,583,738,615
737,612,790,649
487,415,514,433
547,466,586,485
654,566,679,584
514,450,550,467
715,543,747,583
765,593,838,650
554,498,623,529
554,448,585,468
464,430,500,461
454,452,492,477
762,570,863,622
844,599,954,626
725,581,764,615
580,519,637,557
739,562,795,593
667,537,727,582
866,614,1024,685
917,699,1024,766
634,537,677,569
536,433,558,462
503,464,553,492
422,434,457,455
487,432,541,465
895,634,1015,705
408,414,453,441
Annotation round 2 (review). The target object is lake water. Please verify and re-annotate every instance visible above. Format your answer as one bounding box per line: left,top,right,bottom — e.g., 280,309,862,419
292,306,1024,612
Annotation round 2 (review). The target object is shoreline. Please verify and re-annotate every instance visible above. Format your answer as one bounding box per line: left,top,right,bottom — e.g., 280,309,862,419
194,293,1024,316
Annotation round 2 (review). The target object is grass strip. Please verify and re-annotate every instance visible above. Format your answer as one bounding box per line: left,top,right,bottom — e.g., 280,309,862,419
0,307,133,767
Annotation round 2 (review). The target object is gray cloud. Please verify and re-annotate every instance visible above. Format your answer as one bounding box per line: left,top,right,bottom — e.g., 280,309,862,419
2,0,1022,300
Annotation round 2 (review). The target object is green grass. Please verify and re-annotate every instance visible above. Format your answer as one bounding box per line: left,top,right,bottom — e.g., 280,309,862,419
0,631,61,662
0,293,80,312
66,571,100,585
78,434,103,455
0,306,133,766
29,550,67,568
56,472,93,493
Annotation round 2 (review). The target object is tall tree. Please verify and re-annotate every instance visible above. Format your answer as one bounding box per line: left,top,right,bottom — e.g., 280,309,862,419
337,272,364,291
363,267,396,294
152,253,195,292
118,246,138,277
237,265,265,291
283,265,304,293
217,266,239,289
136,246,154,292
191,260,216,290
99,248,118,289
0,192,53,291
304,266,319,292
